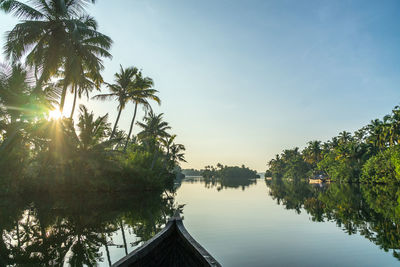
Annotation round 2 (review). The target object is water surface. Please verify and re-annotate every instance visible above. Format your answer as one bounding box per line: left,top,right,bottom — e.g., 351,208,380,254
0,177,399,266
175,178,400,266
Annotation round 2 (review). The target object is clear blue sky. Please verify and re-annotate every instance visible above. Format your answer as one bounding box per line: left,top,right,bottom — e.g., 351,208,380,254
1,0,400,171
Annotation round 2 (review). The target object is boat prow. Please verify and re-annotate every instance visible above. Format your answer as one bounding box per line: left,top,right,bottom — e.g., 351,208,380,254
112,213,221,267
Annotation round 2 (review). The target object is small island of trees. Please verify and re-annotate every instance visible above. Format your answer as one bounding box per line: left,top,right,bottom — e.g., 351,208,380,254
201,164,260,179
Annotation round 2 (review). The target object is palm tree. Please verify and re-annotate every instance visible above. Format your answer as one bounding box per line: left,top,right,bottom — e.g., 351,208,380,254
0,63,60,154
57,68,100,119
69,71,100,119
75,105,111,151
0,63,30,123
137,111,171,169
169,143,186,168
92,66,138,139
161,134,176,169
366,119,385,150
0,0,112,110
124,71,160,151
338,131,353,144
59,15,110,112
303,140,322,165
161,134,176,159
137,111,171,143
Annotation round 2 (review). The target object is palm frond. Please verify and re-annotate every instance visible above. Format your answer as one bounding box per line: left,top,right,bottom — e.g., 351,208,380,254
0,0,45,19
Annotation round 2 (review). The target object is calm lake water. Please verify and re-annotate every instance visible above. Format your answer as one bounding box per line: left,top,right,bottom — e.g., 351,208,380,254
1,177,399,266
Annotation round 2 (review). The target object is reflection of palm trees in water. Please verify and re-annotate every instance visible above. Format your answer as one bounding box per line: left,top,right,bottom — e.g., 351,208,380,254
120,220,128,255
0,192,178,266
203,176,257,191
266,179,400,260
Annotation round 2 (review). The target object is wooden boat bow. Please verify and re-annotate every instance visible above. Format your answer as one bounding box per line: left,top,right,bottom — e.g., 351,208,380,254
112,213,221,267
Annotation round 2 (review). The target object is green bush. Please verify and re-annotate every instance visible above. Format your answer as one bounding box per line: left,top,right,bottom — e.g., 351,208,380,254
361,146,400,184
317,152,360,183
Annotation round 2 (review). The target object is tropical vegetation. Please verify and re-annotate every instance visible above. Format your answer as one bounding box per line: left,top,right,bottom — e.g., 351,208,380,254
0,0,186,194
265,105,400,184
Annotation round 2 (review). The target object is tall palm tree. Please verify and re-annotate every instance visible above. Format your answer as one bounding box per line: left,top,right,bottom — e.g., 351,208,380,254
0,0,112,110
59,15,110,112
69,71,99,119
124,71,160,151
92,66,138,139
57,67,100,119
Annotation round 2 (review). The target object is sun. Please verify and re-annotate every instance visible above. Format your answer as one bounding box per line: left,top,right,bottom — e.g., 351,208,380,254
48,108,62,120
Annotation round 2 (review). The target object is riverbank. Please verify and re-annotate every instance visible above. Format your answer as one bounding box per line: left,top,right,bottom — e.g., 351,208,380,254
266,105,400,185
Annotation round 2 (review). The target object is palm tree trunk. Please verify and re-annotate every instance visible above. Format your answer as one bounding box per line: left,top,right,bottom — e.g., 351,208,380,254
124,103,138,151
16,221,20,249
151,148,159,170
120,221,128,255
163,152,170,170
70,85,78,119
104,235,112,267
60,84,68,112
110,106,123,139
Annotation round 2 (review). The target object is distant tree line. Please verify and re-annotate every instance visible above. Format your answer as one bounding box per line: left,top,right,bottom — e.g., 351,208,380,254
266,105,400,184
181,168,202,176
202,164,259,179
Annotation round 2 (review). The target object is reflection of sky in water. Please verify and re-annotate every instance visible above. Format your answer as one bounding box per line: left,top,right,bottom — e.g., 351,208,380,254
96,225,140,267
173,178,398,267
3,178,399,266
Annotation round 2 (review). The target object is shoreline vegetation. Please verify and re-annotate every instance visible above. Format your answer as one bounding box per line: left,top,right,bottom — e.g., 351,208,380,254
0,0,186,195
265,105,400,185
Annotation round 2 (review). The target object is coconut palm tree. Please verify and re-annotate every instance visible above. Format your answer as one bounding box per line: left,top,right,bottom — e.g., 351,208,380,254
137,111,171,143
58,15,110,112
69,71,99,119
366,119,385,150
0,0,112,110
0,63,31,123
302,140,322,166
57,67,100,119
92,66,137,139
338,131,353,144
0,63,60,156
124,71,160,151
169,143,186,168
161,134,176,159
161,134,175,170
137,111,171,169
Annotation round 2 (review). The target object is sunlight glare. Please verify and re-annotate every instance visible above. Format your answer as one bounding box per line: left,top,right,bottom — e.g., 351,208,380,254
48,108,62,120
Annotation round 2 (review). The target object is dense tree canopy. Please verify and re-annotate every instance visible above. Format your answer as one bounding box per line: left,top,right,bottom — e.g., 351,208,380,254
266,105,400,184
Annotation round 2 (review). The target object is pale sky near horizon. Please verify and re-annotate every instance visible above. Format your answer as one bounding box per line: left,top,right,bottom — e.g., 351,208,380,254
1,0,400,172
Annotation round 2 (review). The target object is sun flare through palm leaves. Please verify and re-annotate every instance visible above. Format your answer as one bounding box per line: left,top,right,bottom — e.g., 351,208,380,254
48,108,62,120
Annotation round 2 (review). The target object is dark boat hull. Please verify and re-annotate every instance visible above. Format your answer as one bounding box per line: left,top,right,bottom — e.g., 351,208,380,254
112,215,221,267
